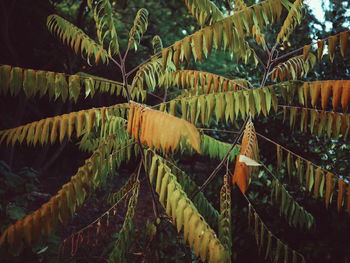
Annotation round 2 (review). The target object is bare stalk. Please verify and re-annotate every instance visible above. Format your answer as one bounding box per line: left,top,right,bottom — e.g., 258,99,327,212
190,117,248,199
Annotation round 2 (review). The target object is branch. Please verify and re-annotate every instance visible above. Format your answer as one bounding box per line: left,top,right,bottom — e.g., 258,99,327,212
190,117,249,198
137,142,160,218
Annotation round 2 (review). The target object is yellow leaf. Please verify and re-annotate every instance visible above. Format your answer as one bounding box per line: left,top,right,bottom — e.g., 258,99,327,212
59,116,68,143
182,36,192,63
76,111,86,138
193,31,203,63
203,27,213,56
50,117,60,144
183,206,194,241
303,45,311,60
313,168,324,199
175,198,188,232
325,172,335,209
199,228,212,261
332,81,343,110
187,213,200,246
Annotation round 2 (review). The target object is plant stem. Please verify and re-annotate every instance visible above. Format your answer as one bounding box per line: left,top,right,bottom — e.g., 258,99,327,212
137,143,160,218
260,44,277,88
190,117,248,199
109,56,122,69
117,50,131,102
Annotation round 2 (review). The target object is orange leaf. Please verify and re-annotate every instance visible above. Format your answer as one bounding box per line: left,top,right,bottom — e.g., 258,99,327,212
41,203,52,237
7,225,15,249
310,81,321,108
173,41,181,67
206,73,213,93
32,210,42,245
328,35,338,62
320,81,332,110
232,156,248,194
317,40,325,61
337,178,346,212
214,76,220,92
341,80,350,111
232,120,258,194
132,106,142,140
127,102,200,153
332,81,343,110
23,215,33,245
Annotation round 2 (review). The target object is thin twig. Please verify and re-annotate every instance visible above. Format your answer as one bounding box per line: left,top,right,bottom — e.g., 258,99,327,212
255,52,267,69
241,193,306,261
162,87,168,102
260,43,277,88
147,92,164,102
277,104,348,115
126,54,160,78
255,132,348,183
137,140,160,218
190,117,249,199
109,56,122,69
271,29,350,65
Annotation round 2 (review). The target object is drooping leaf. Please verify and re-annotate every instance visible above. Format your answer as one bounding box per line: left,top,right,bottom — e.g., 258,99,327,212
0,104,129,146
0,135,128,249
47,14,109,64
184,0,224,27
232,119,259,194
87,0,120,56
146,150,229,263
128,8,149,50
276,0,303,43
127,102,200,153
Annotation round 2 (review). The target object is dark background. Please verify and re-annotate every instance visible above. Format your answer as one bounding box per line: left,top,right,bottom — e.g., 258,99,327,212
0,0,349,262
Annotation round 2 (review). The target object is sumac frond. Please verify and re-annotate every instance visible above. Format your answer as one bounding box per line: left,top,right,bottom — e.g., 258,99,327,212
270,137,350,213
219,174,232,257
147,151,229,263
270,178,314,229
161,0,288,67
128,8,149,50
280,106,350,139
276,0,303,43
271,53,316,81
109,179,140,262
87,0,120,56
47,15,109,64
0,65,137,101
160,69,251,94
127,102,201,153
232,119,259,194
184,0,224,27
247,203,306,263
161,86,278,125
0,104,129,146
0,136,125,249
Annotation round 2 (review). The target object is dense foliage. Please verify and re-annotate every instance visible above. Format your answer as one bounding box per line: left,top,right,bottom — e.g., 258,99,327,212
0,0,349,262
